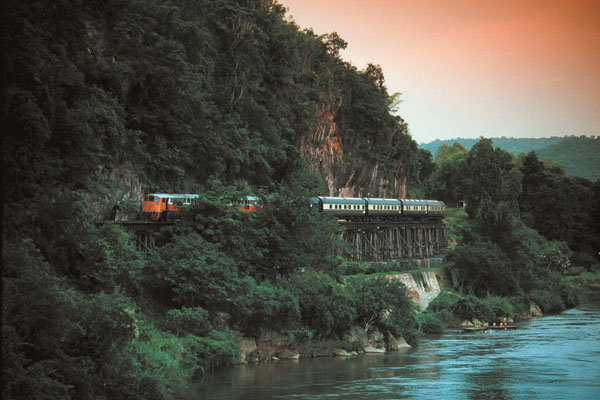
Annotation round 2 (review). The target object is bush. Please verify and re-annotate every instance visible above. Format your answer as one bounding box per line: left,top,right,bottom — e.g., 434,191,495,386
166,306,213,337
416,312,444,334
451,295,493,323
529,289,564,314
428,290,461,312
485,296,514,320
291,270,356,337
232,281,301,333
106,323,238,398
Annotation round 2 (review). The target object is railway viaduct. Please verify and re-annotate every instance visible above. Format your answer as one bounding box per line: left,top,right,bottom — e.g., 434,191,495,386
337,220,447,261
118,219,448,262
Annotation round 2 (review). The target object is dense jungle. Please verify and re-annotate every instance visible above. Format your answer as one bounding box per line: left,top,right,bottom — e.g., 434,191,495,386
2,0,599,399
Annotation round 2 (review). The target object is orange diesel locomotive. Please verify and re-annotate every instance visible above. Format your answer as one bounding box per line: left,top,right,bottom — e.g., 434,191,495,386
141,193,199,221
141,194,261,220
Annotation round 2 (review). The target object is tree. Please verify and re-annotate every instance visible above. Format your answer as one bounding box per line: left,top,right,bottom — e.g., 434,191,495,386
464,138,521,237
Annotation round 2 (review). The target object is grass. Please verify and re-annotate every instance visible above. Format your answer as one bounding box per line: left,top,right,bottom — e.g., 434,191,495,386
444,207,469,246
563,271,600,284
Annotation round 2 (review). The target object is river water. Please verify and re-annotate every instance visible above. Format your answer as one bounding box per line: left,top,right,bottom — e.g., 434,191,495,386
189,306,600,399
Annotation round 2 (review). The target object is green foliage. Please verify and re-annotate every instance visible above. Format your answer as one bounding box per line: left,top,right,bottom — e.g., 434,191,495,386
335,261,411,275
451,296,494,322
519,151,598,257
428,290,461,313
344,275,416,340
447,236,516,296
106,321,237,398
427,142,468,204
536,136,600,181
419,136,565,160
232,281,301,334
485,296,515,320
290,270,356,337
464,138,521,235
444,207,470,245
415,312,445,334
147,232,240,309
3,239,138,399
166,307,213,337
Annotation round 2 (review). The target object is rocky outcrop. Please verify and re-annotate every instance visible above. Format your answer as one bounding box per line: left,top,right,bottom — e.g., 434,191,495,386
386,333,411,351
299,108,407,198
343,325,369,347
344,325,410,354
529,303,543,317
89,163,143,220
236,331,300,364
236,337,258,364
236,324,414,363
387,264,449,310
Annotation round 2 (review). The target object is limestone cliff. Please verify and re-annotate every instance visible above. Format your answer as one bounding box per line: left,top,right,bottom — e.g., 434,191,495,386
89,163,143,220
386,263,450,310
300,108,407,198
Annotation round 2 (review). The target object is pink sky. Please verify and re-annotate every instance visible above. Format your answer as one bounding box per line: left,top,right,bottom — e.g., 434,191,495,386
281,0,600,143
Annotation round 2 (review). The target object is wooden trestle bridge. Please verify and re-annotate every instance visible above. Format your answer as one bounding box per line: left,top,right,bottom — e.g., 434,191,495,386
118,219,448,261
337,220,447,261
117,220,173,252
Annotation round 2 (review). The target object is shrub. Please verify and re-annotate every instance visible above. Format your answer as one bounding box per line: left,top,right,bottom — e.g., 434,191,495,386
485,296,514,321
451,295,493,322
291,270,356,337
529,289,564,314
428,290,461,312
416,312,444,334
232,281,301,333
166,306,213,337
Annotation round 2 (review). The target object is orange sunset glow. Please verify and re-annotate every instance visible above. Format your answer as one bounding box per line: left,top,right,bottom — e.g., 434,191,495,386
282,0,600,143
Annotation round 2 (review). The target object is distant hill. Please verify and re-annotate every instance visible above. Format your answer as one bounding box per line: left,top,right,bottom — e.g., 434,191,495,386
419,136,599,181
418,137,565,156
536,136,600,182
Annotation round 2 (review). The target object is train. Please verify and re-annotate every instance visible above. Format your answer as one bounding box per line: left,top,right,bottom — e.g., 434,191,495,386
309,197,445,221
141,193,445,221
141,193,260,220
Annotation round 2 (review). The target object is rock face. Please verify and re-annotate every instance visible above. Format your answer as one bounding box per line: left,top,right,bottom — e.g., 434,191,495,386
385,332,411,351
300,109,407,198
89,163,143,220
237,331,300,363
237,337,257,364
387,264,449,310
343,325,369,347
529,303,543,317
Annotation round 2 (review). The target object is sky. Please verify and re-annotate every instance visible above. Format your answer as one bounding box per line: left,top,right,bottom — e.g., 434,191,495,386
281,0,600,143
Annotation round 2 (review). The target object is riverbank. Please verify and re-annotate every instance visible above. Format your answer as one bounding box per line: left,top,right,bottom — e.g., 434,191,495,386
190,305,600,399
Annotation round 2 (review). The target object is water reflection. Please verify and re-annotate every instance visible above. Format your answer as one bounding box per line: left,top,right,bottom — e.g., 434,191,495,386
190,306,600,399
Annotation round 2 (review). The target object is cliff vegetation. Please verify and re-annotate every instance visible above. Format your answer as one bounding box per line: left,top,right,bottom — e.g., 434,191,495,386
2,0,427,398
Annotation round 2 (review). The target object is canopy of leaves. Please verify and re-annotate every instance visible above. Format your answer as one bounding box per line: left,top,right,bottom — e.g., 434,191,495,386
3,0,425,397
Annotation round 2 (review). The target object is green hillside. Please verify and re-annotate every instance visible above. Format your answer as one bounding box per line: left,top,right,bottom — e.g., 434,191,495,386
3,0,424,397
420,136,599,181
536,136,600,182
419,137,565,156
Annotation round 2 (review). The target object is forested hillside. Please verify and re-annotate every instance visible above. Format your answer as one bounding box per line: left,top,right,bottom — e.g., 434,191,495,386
2,0,425,398
419,137,565,156
3,1,599,398
420,136,599,181
536,136,600,182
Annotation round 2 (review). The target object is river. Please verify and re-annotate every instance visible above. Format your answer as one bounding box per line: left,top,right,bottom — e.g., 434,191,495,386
189,306,600,399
